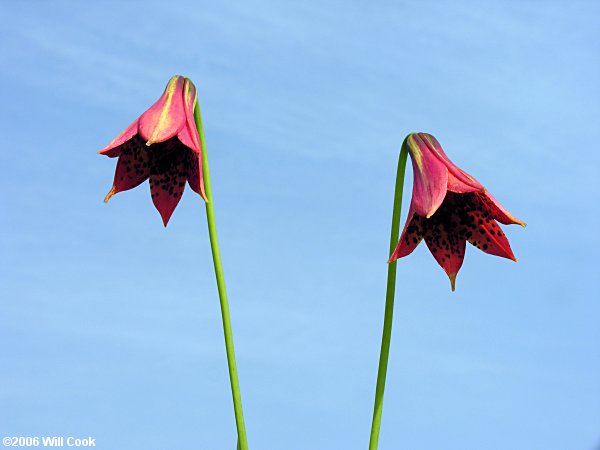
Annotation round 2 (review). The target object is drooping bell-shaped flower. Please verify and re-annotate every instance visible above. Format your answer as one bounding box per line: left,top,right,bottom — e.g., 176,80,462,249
389,132,525,290
99,75,207,225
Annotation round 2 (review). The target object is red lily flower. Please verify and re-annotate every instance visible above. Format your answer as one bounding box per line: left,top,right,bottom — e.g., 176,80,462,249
99,75,207,226
389,132,525,290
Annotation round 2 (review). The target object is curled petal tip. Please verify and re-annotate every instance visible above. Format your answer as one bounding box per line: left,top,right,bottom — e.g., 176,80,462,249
199,181,208,203
449,273,457,291
104,186,116,203
511,216,527,228
98,147,118,157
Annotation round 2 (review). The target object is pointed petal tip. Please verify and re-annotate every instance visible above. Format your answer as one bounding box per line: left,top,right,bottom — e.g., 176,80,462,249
98,147,117,157
157,207,175,227
160,213,171,227
200,188,208,203
511,215,527,227
388,245,402,263
503,247,518,262
449,273,457,291
104,187,116,203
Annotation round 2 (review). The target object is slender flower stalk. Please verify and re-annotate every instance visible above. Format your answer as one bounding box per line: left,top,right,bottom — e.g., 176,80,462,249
369,132,524,449
99,76,249,449
193,101,249,450
368,139,408,450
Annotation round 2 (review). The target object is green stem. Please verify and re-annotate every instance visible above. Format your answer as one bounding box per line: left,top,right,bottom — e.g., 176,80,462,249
194,101,249,450
368,139,409,450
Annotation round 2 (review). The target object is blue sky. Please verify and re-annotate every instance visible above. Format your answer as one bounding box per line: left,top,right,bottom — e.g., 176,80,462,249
1,1,599,449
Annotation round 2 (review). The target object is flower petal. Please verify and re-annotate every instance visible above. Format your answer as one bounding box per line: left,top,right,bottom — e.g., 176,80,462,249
477,191,525,226
148,142,188,226
186,150,208,202
98,119,139,157
446,171,482,193
389,205,425,261
466,219,516,261
420,193,468,290
139,76,187,146
406,133,448,218
176,78,202,153
177,124,201,153
419,133,484,193
461,194,517,260
424,220,466,291
103,137,150,202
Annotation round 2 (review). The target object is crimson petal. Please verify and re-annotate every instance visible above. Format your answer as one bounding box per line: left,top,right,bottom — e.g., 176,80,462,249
186,151,207,201
419,133,484,193
477,191,525,226
406,133,448,218
466,220,516,261
422,194,468,290
424,220,466,291
139,76,187,146
389,205,425,261
149,143,188,226
104,137,150,202
98,119,139,158
460,195,516,260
